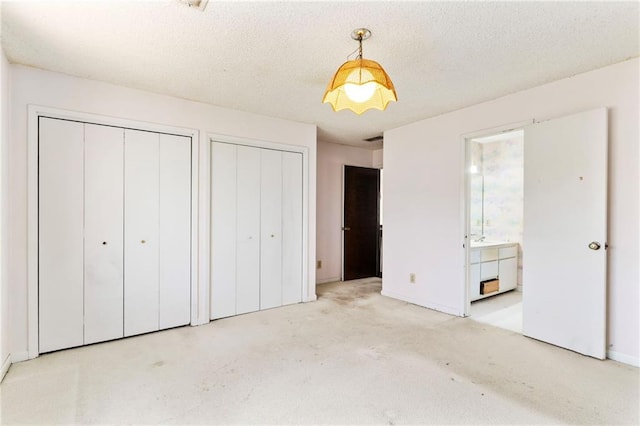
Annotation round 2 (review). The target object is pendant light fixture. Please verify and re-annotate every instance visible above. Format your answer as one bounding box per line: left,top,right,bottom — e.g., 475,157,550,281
322,28,397,114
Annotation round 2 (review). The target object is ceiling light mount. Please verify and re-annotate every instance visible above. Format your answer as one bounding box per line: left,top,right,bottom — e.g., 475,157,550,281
351,28,371,42
323,28,397,115
176,0,208,11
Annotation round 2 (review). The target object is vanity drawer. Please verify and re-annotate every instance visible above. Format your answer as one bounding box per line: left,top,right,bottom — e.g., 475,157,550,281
481,248,499,262
470,250,481,264
480,260,499,279
499,246,517,259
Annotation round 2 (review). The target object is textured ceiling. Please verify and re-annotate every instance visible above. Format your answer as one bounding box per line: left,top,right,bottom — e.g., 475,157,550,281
1,1,638,149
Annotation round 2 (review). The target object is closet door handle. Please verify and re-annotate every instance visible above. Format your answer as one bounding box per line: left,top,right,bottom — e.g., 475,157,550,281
342,226,351,231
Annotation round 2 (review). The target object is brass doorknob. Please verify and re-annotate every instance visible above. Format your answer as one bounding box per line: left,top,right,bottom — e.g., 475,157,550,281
588,241,601,250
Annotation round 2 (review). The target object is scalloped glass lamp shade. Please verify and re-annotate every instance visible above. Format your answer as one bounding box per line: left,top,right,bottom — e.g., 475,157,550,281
323,58,397,115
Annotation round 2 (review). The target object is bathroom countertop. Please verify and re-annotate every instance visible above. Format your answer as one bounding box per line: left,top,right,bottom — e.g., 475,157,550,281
470,240,516,249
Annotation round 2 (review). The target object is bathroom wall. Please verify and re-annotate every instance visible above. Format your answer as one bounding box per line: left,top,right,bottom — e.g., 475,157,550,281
481,137,524,286
469,142,483,237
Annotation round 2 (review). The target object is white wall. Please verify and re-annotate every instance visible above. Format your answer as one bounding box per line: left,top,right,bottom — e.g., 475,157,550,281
8,65,317,359
1,49,11,377
316,141,373,283
383,58,639,364
373,149,383,169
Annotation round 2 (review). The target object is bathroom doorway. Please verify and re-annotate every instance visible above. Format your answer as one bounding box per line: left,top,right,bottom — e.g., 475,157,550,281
462,109,608,359
465,128,525,333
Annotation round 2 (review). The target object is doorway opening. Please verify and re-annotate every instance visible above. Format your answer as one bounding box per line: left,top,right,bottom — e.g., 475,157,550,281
342,165,381,281
465,128,524,333
463,109,607,359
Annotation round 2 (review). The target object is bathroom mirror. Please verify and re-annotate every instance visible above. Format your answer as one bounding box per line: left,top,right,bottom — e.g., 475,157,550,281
469,139,484,239
469,173,483,238
468,132,524,244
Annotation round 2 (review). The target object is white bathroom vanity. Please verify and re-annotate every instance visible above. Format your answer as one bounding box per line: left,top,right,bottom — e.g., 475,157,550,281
469,242,518,302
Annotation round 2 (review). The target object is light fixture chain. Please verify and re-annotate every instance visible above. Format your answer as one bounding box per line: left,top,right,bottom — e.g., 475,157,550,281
346,46,360,61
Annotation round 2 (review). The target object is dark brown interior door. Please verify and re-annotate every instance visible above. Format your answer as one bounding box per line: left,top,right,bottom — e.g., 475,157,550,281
343,165,380,281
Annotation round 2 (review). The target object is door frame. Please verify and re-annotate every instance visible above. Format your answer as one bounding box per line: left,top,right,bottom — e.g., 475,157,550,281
341,164,382,281
205,133,312,306
27,105,201,359
460,120,532,317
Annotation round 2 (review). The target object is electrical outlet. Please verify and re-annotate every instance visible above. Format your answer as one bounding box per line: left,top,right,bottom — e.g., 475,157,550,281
410,273,416,283
317,260,322,269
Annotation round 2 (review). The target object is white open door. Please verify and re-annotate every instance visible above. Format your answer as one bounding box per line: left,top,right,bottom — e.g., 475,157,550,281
523,108,607,359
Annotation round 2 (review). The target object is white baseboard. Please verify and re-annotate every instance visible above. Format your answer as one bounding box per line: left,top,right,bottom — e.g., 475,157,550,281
381,289,462,316
10,351,29,363
316,277,341,285
192,318,210,327
1,353,11,383
607,350,639,367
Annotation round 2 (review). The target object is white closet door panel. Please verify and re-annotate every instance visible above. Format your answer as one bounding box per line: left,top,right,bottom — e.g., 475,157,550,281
84,124,124,344
236,145,261,315
260,149,283,310
282,152,303,305
210,142,238,320
159,134,192,329
124,130,160,336
38,118,85,352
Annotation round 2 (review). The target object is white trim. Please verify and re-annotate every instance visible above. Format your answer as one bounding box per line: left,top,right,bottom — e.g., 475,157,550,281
301,145,311,302
341,164,346,281
190,129,207,326
195,132,211,324
27,107,39,358
460,119,533,319
341,163,382,282
316,277,341,285
28,105,201,358
460,132,471,317
0,353,11,383
10,350,29,363
460,120,534,141
208,133,308,155
29,105,199,137
381,290,462,316
607,350,640,367
207,133,313,310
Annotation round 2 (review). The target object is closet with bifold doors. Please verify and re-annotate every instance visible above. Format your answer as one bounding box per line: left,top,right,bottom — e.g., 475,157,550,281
38,117,192,353
210,141,303,320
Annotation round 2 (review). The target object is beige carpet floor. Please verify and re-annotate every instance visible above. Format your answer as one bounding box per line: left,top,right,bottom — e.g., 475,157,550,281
1,278,638,424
